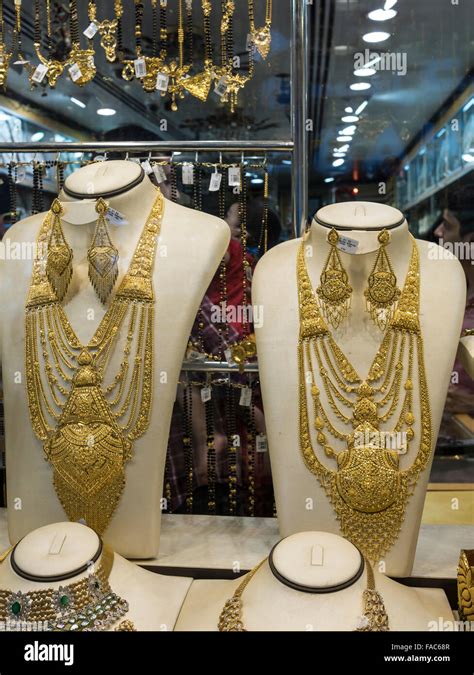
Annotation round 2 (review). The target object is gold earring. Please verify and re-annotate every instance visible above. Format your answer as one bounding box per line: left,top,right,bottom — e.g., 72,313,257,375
316,228,352,329
87,198,119,304
46,199,73,302
364,229,401,330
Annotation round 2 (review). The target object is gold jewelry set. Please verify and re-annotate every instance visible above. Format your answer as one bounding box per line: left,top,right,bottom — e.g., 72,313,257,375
218,557,389,632
0,546,136,631
25,190,163,535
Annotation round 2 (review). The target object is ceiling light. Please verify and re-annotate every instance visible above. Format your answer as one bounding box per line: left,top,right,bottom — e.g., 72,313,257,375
341,115,359,123
70,97,86,109
31,131,45,142
384,0,398,9
355,100,368,115
333,152,346,158
282,159,292,165
462,97,474,112
462,154,474,163
324,177,335,183
337,136,353,142
365,56,382,68
251,178,264,184
344,106,353,113
338,145,349,152
368,9,397,21
97,108,116,116
332,159,345,167
341,125,357,134
363,31,390,43
354,67,376,77
350,82,371,91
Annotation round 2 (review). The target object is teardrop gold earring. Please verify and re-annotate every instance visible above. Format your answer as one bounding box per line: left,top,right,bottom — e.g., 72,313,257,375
364,229,401,330
46,198,73,301
87,198,119,304
316,228,352,329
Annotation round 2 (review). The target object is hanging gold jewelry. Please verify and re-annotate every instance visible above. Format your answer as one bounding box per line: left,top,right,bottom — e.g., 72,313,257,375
46,199,73,302
87,198,119,305
316,228,352,329
364,229,401,331
249,0,273,60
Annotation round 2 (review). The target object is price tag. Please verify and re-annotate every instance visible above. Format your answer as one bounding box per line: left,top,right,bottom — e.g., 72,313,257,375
153,164,167,183
228,166,241,187
209,171,222,192
246,33,255,51
239,387,252,407
232,434,241,448
224,348,235,365
337,235,359,254
214,76,228,97
182,163,194,185
141,159,153,175
15,167,26,183
83,22,98,39
156,72,169,92
31,63,48,83
256,434,268,453
106,207,128,226
68,63,83,82
201,386,212,403
134,57,146,78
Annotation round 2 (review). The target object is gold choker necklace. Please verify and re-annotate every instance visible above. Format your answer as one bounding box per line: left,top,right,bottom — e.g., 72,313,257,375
218,557,389,631
25,192,164,534
297,234,432,562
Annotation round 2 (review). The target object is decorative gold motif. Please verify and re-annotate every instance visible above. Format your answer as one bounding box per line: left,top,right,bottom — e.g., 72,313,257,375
87,198,119,304
0,43,12,90
218,557,389,631
316,228,352,329
364,229,401,331
88,1,123,63
249,0,272,60
25,192,164,534
297,235,432,562
67,45,96,87
457,549,474,623
46,199,73,303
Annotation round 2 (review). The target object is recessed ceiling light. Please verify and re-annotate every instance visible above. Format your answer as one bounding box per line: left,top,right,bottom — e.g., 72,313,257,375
31,131,45,142
70,97,86,108
333,152,346,158
341,126,356,135
282,159,292,165
344,106,353,113
251,178,264,184
363,31,390,43
338,145,349,152
350,82,371,91
97,108,116,116
354,67,376,77
337,136,352,142
324,177,335,183
355,100,368,115
341,115,359,123
368,9,397,21
333,159,345,167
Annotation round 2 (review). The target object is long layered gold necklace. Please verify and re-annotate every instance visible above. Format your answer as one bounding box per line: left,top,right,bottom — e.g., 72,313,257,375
297,234,432,562
25,192,164,535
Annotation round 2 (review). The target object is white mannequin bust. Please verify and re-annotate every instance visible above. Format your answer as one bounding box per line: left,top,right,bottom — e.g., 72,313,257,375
0,522,191,631
252,201,466,577
175,531,453,631
0,160,230,558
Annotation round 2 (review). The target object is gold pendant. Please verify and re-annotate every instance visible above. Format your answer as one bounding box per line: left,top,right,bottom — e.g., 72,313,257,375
457,549,474,622
182,68,213,101
68,45,96,87
0,45,12,90
253,24,272,60
96,20,119,62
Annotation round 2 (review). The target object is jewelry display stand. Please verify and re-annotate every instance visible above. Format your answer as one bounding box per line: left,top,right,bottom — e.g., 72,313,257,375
175,531,454,631
253,201,466,576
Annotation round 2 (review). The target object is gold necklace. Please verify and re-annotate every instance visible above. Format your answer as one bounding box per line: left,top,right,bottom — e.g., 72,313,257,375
88,0,123,63
297,234,432,562
218,557,389,631
249,0,272,59
25,192,164,535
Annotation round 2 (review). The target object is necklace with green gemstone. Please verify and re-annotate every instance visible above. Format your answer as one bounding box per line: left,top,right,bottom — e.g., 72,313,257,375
0,545,132,631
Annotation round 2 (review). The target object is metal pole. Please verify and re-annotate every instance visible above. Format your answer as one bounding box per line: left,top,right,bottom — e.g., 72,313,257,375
0,140,294,154
291,0,309,238
181,360,259,373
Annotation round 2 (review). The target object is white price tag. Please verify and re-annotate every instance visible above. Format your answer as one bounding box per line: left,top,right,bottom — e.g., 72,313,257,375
232,434,241,448
209,171,222,192
106,207,128,226
228,166,241,187
68,63,83,82
32,63,48,83
156,72,169,92
224,348,235,365
153,164,167,183
201,386,212,403
141,159,153,175
239,387,252,407
256,434,268,453
134,57,147,78
15,167,26,183
214,76,228,97
182,163,194,185
83,22,98,39
337,235,359,254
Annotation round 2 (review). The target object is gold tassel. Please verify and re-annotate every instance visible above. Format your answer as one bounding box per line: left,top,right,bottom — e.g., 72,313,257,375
46,199,73,302
87,198,119,304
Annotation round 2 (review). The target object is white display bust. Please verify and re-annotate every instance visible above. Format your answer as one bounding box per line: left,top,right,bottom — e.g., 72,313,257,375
0,160,230,558
252,201,466,576
0,522,191,631
175,531,454,631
